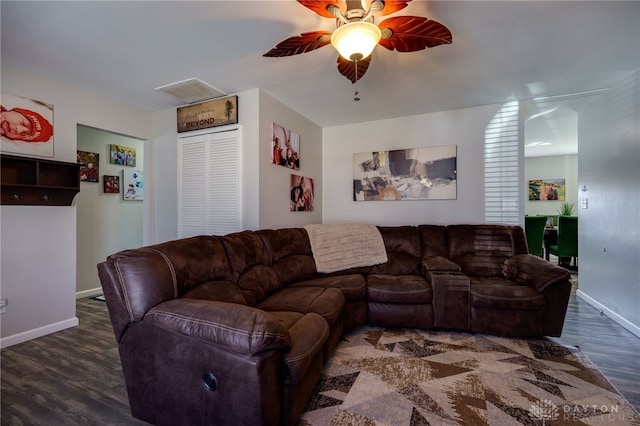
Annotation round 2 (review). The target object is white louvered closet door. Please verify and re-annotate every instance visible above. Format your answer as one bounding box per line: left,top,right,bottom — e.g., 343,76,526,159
178,128,241,238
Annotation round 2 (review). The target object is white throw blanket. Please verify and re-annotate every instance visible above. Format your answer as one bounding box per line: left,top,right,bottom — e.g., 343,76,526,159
304,223,388,273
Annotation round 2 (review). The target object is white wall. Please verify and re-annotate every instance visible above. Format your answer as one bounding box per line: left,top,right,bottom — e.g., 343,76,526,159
322,104,501,226
149,108,179,243
240,89,261,231
258,91,323,229
150,89,323,242
0,66,151,347
577,69,640,337
151,90,261,242
76,126,144,298
525,154,578,217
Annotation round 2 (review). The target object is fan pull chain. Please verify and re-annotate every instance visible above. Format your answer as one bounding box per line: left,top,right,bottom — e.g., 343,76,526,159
354,60,360,101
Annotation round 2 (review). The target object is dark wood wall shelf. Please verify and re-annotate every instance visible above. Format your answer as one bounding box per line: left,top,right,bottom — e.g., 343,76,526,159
1,154,81,206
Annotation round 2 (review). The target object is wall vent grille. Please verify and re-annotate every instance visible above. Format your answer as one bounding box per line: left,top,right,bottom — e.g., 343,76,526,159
155,78,226,104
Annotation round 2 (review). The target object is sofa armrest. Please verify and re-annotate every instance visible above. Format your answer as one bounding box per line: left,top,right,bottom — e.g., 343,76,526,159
283,313,329,384
145,298,291,356
503,254,571,292
422,256,462,274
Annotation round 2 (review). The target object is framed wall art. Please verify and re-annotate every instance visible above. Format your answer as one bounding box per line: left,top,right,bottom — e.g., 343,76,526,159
103,175,120,193
77,150,99,182
110,144,136,167
528,178,565,201
123,169,143,200
290,174,314,212
1,92,54,158
271,122,300,170
353,145,457,201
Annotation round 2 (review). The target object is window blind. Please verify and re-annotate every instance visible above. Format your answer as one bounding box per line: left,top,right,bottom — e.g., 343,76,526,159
484,101,521,224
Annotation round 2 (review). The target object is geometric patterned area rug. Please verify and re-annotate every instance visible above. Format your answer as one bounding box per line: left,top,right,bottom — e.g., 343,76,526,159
298,327,640,425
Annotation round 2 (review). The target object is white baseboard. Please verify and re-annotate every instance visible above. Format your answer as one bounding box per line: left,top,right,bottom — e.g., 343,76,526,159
76,287,103,299
576,289,640,338
0,317,79,349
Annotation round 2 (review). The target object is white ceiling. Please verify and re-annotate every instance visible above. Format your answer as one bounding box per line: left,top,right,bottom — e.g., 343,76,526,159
523,89,607,157
2,1,639,154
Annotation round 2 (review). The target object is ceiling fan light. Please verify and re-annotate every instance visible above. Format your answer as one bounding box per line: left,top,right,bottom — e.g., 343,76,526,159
331,21,381,61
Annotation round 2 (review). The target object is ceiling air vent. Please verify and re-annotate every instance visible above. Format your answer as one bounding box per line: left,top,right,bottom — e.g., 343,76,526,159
155,78,226,104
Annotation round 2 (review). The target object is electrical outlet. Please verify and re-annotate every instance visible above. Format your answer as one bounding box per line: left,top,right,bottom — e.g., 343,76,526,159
0,298,7,314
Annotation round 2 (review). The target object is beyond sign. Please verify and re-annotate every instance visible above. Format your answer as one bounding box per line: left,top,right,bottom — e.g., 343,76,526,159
177,95,238,133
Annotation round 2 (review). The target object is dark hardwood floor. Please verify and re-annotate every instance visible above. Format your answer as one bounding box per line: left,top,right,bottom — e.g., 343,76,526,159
1,298,147,425
549,273,640,410
2,272,639,425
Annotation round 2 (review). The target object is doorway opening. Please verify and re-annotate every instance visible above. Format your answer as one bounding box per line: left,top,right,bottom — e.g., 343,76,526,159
75,124,145,298
523,90,605,267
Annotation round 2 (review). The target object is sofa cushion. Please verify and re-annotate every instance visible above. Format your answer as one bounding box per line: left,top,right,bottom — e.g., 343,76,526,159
418,224,450,258
221,231,281,306
470,282,545,310
367,274,433,304
448,225,515,277
258,287,345,327
289,274,366,302
257,228,317,285
368,302,434,328
182,281,247,304
147,236,234,292
508,225,530,255
267,311,307,329
220,231,270,277
369,226,422,275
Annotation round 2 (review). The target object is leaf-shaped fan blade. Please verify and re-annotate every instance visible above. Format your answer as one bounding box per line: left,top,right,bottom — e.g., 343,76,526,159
337,55,371,83
378,16,452,52
297,0,346,18
377,0,411,16
263,31,332,57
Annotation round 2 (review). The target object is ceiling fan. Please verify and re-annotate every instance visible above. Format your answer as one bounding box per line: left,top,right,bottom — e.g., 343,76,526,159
264,0,452,96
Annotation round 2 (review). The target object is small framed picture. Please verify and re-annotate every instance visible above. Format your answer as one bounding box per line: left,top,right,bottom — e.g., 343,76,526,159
103,175,120,193
271,122,300,170
123,169,143,200
77,150,99,182
528,178,565,201
290,174,314,212
110,144,136,167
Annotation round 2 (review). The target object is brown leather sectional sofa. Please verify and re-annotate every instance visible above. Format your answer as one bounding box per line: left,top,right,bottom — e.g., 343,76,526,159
97,224,572,426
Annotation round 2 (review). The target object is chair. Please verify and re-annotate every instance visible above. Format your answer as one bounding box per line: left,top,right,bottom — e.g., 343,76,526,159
548,216,578,268
524,215,547,257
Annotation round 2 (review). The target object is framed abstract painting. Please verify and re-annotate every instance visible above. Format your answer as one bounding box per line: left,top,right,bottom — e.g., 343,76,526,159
353,145,457,201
